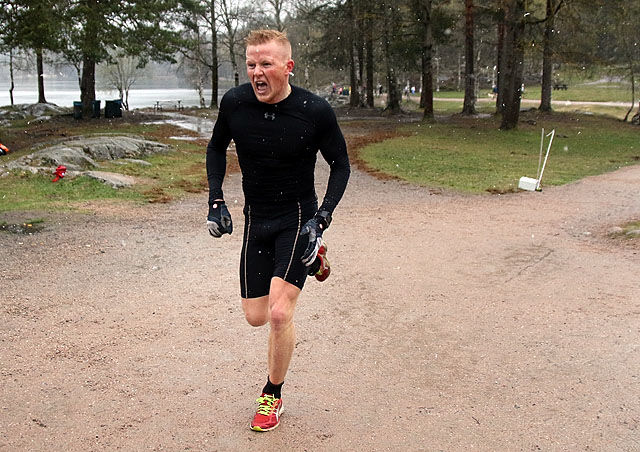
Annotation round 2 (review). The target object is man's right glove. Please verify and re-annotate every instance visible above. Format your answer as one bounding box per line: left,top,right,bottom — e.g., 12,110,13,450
207,201,233,237
299,210,332,266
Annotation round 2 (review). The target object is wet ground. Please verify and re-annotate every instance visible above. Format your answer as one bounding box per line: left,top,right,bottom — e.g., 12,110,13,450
1,149,638,451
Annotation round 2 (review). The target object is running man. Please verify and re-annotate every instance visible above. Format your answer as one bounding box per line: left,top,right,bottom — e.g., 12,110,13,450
205,29,350,432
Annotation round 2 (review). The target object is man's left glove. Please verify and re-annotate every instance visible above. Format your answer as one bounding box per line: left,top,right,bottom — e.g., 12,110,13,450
207,201,233,237
299,210,332,266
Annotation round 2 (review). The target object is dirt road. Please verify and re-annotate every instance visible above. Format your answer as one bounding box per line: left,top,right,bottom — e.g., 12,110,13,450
1,123,639,451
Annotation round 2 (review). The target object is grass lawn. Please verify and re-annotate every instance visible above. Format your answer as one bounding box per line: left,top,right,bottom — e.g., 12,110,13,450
0,172,143,212
433,80,634,104
541,82,633,103
0,118,210,212
1,96,638,216
358,111,639,194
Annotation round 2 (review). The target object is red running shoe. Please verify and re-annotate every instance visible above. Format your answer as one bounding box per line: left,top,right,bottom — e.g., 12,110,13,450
314,241,331,282
250,393,283,432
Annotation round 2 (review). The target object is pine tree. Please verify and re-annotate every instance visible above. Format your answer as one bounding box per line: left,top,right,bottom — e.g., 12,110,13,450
60,0,189,117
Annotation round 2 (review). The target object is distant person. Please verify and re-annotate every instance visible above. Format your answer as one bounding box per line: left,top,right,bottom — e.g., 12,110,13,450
205,29,350,432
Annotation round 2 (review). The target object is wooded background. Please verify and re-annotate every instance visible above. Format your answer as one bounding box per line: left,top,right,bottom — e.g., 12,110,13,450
1,0,638,128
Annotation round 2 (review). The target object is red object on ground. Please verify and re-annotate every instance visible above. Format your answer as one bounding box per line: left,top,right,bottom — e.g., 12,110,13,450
0,143,9,156
52,165,67,182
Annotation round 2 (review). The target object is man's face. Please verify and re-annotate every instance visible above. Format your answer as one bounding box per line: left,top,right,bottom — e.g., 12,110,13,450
246,40,294,104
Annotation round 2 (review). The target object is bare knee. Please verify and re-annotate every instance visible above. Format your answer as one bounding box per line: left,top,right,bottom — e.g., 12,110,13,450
267,278,300,331
245,311,268,327
269,305,294,331
242,296,269,327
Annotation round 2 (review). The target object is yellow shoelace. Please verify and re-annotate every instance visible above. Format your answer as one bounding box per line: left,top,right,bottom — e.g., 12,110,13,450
255,394,278,415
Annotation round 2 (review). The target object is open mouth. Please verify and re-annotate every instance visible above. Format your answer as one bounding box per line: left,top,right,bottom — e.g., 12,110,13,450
255,81,268,94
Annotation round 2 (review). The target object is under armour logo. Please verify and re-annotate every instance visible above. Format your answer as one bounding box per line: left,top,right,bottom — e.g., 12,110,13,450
264,112,276,121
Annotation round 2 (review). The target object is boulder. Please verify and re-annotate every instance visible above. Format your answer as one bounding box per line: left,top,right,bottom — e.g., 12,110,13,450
8,146,98,171
0,103,69,120
85,171,135,188
5,135,168,172
68,136,169,161
0,135,170,187
122,158,153,166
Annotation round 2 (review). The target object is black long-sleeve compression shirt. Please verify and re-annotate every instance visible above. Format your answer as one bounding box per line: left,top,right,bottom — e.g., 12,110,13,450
206,83,350,215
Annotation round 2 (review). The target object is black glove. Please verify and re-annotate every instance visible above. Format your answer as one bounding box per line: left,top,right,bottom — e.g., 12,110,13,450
207,201,233,237
299,210,332,266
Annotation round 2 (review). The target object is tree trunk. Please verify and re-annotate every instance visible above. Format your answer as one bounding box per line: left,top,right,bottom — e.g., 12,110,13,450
632,103,640,125
196,62,205,108
229,31,238,87
383,2,400,114
271,0,284,31
80,55,96,118
220,0,239,88
421,47,434,120
348,48,360,108
496,6,506,113
500,0,525,130
193,13,206,108
347,0,360,108
462,0,476,115
386,67,400,113
365,22,374,108
210,0,219,109
457,52,462,91
539,0,554,112
416,0,434,120
623,63,635,122
117,85,125,106
355,2,365,107
36,48,47,104
123,88,130,111
231,54,239,87
9,48,15,106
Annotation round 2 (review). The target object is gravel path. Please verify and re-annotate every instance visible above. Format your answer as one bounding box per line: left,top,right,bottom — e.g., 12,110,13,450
1,129,639,451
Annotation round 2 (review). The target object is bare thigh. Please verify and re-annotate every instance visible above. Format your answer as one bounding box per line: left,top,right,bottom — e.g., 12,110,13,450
241,277,301,327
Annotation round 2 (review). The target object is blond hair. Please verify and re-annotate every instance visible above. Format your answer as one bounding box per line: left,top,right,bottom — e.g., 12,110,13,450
246,29,289,46
245,29,292,58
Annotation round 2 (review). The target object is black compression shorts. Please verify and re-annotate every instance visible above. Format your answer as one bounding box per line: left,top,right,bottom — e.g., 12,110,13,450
240,201,317,299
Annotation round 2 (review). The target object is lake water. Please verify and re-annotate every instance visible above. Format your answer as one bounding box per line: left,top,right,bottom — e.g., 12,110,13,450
0,80,229,109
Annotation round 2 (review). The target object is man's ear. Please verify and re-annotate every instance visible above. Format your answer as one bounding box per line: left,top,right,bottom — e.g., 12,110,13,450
286,59,295,74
